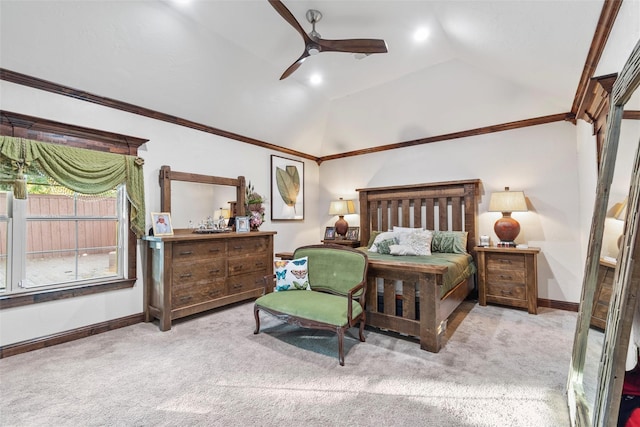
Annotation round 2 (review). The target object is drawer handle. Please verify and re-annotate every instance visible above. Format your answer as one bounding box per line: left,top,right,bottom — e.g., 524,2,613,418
233,245,243,250
499,259,512,264
499,275,513,280
209,248,220,253
254,262,265,268
179,251,193,255
232,283,242,289
179,273,193,279
209,268,221,274
208,290,221,297
235,265,243,271
500,290,514,296
179,296,191,302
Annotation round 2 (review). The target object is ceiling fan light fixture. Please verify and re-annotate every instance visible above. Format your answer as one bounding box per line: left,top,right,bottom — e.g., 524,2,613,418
413,27,430,42
309,74,322,85
308,46,320,55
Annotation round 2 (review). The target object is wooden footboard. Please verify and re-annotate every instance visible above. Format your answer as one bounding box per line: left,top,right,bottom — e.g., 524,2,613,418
365,260,473,352
357,179,481,352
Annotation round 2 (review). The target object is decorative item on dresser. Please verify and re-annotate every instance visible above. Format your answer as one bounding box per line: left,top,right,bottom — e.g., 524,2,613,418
475,246,540,314
143,230,275,331
488,187,528,248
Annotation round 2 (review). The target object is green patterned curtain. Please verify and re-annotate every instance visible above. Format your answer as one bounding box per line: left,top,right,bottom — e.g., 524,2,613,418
0,136,146,238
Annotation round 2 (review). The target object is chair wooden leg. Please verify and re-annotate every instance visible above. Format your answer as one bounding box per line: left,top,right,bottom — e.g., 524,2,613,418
253,305,261,335
337,327,345,366
359,319,366,342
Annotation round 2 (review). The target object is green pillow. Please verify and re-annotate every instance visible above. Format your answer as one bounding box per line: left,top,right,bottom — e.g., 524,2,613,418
431,231,468,254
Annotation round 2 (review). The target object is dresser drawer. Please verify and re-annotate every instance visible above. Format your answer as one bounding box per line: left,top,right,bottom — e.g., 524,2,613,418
228,255,270,276
172,241,226,262
228,237,269,256
486,253,525,271
487,269,526,285
172,259,226,286
172,278,227,308
227,272,265,295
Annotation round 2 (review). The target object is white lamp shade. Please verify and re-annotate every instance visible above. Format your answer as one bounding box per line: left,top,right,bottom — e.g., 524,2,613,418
329,199,356,216
489,188,528,213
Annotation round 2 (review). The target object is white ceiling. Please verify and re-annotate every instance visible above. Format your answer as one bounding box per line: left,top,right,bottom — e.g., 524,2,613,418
0,0,632,157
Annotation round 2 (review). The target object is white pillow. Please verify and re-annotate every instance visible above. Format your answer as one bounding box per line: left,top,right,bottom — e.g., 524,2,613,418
393,226,425,233
406,229,433,255
368,231,397,253
389,244,417,256
389,230,433,256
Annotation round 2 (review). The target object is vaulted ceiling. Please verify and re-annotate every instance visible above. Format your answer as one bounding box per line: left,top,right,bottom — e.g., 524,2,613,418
0,0,637,159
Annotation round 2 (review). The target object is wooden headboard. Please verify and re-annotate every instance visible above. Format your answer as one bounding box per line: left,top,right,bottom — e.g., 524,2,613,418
356,179,481,254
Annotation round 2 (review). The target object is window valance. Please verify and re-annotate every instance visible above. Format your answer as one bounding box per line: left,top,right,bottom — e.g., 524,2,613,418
0,136,146,238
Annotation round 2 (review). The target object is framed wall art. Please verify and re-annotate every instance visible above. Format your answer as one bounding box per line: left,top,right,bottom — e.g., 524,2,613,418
271,155,304,221
151,212,173,236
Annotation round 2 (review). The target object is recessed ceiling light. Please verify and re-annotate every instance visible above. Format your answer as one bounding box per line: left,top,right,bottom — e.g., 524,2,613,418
413,28,430,42
310,74,322,85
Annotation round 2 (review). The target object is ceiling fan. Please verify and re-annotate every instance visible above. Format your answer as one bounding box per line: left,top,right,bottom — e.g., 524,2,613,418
268,0,388,80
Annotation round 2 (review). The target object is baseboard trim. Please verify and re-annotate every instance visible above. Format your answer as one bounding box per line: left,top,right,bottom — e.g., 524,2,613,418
538,298,579,312
0,313,144,358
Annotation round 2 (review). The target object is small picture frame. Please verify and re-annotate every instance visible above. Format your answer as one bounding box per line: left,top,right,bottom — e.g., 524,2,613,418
151,212,173,236
324,226,336,240
346,227,360,241
236,216,250,233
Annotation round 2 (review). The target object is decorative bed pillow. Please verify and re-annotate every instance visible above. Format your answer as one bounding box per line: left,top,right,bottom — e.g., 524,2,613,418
405,229,433,255
274,257,310,291
376,238,397,255
393,226,425,233
389,244,417,256
431,231,468,254
368,231,397,253
367,230,383,249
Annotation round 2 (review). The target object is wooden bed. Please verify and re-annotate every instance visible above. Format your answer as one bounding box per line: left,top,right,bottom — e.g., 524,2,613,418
357,179,481,353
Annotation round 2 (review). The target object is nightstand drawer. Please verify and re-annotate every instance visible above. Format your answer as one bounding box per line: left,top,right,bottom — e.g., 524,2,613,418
487,270,526,285
486,253,525,271
487,281,526,300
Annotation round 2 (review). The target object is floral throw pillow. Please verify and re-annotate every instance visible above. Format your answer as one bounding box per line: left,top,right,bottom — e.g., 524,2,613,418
376,238,397,255
274,257,310,291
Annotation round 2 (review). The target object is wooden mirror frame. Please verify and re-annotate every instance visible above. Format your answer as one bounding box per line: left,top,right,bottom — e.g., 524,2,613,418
158,165,246,227
568,40,640,427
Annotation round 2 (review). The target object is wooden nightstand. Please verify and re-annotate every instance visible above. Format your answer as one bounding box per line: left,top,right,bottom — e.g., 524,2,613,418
475,246,540,314
591,257,616,329
321,239,361,248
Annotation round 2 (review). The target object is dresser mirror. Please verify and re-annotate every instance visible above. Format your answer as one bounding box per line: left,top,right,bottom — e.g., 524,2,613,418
158,165,246,230
568,40,640,427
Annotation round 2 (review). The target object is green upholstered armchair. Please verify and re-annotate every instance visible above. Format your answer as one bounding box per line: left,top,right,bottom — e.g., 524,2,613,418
254,244,369,366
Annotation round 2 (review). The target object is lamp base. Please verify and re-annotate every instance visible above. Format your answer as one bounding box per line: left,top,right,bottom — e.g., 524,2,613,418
494,213,521,244
335,216,348,237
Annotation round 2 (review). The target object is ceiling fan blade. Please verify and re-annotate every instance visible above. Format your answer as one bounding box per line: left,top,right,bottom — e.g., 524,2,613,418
268,0,312,44
317,38,388,54
280,51,310,80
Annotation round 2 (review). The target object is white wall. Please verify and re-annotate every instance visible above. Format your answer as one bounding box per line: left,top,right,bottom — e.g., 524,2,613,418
319,122,584,303
0,81,321,346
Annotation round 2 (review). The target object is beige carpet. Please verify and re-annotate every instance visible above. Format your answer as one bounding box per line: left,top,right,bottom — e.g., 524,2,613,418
0,300,576,426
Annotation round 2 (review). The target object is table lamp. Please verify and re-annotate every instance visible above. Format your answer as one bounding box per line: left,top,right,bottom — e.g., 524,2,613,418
489,187,528,247
214,208,230,229
328,198,356,238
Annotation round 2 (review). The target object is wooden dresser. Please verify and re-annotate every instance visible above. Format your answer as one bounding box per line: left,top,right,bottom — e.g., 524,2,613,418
475,246,540,314
143,230,275,330
591,257,616,330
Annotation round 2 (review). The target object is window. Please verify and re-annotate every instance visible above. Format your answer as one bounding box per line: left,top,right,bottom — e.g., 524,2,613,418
0,175,127,293
0,111,148,307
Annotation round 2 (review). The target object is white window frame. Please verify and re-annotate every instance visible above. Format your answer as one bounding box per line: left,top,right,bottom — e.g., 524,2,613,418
1,185,128,294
